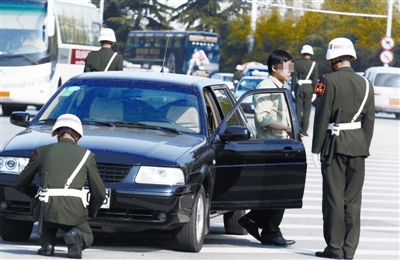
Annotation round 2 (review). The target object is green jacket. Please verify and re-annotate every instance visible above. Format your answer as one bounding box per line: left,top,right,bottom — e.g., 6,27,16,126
293,58,318,93
312,67,375,158
84,47,123,72
15,139,106,226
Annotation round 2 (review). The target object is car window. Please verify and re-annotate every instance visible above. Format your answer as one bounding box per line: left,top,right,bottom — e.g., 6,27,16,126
38,79,203,134
237,79,263,91
212,88,241,127
374,73,400,87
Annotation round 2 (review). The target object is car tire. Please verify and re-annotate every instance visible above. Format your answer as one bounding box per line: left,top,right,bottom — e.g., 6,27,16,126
396,113,400,119
173,186,206,252
223,210,248,235
0,216,33,241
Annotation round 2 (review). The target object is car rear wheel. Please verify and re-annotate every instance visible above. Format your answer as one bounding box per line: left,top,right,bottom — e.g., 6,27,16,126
223,210,248,235
0,216,33,241
395,113,400,119
173,186,206,252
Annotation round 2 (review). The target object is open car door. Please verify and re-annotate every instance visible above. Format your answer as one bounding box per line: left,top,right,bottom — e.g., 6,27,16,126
211,88,307,211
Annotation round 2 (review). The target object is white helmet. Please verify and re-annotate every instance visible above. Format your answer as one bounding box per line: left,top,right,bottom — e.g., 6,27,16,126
326,37,357,60
236,64,243,71
52,114,83,138
99,28,116,43
301,45,314,55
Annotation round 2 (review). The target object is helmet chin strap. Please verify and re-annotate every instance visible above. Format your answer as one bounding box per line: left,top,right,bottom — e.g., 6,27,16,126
331,56,352,71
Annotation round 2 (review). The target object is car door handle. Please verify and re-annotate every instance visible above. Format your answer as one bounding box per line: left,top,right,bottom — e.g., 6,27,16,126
282,147,300,157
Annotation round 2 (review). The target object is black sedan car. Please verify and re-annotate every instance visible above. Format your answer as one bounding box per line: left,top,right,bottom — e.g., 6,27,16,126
0,71,307,252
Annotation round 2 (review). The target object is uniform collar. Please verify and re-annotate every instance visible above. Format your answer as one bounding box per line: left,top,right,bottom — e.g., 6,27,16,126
268,75,285,88
58,138,76,144
335,66,355,72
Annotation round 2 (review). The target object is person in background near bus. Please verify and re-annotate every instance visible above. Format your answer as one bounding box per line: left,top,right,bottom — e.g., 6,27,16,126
15,114,106,259
23,31,44,49
312,38,375,259
293,44,318,136
238,50,296,247
233,64,244,89
84,28,123,72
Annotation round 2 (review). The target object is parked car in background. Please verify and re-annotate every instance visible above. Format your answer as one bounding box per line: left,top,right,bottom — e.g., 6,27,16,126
365,66,400,119
242,65,269,77
210,72,234,92
234,76,268,113
0,71,306,252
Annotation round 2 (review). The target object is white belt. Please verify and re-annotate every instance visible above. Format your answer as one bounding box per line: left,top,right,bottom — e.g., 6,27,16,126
327,121,361,136
298,79,312,85
38,188,85,203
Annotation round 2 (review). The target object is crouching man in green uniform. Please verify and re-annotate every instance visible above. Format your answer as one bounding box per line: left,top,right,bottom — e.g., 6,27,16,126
312,38,375,259
16,114,106,259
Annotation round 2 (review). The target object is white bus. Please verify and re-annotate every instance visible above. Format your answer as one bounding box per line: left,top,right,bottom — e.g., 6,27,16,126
0,0,101,116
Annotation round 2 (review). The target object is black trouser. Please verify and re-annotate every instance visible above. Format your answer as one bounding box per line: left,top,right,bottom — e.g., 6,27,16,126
321,154,365,257
39,221,94,250
246,209,285,241
295,90,313,133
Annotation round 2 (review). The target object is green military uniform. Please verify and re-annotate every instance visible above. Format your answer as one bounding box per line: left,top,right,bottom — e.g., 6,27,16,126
16,139,106,249
312,67,375,257
84,47,123,72
293,58,318,135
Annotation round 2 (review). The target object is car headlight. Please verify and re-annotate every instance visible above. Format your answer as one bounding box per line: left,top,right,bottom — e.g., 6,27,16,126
135,166,185,185
0,157,29,174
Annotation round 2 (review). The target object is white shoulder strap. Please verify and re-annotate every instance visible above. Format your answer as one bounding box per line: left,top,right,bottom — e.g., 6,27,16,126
305,61,315,81
104,52,118,72
64,150,91,189
351,77,370,123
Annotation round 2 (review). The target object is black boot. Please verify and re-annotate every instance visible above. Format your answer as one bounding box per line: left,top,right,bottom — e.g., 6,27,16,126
37,243,54,256
64,228,82,259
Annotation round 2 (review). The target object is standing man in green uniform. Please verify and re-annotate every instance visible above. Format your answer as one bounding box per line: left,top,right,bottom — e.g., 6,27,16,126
238,50,296,247
293,44,318,136
84,28,123,72
16,114,106,259
312,38,375,259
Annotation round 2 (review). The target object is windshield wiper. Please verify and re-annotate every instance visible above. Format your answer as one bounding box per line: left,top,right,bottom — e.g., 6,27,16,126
81,120,115,127
113,121,182,135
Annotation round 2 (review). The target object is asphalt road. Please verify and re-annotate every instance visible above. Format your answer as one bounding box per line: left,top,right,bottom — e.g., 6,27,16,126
0,108,399,259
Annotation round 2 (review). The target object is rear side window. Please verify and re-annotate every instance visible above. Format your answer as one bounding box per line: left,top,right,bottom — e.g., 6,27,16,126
374,73,400,88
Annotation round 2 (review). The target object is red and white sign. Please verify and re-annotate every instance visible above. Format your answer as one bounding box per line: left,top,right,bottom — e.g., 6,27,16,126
70,49,93,65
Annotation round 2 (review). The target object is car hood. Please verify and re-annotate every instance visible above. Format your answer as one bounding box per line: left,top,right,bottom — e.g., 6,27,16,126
2,125,205,166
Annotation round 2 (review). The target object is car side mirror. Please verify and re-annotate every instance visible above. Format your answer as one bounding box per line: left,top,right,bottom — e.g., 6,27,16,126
10,112,30,127
219,125,250,141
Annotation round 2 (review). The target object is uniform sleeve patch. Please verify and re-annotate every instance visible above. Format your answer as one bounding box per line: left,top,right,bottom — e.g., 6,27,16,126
314,83,326,96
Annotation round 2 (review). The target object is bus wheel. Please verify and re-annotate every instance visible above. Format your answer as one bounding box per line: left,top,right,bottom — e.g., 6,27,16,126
223,210,248,235
1,104,28,116
173,186,206,252
0,216,33,241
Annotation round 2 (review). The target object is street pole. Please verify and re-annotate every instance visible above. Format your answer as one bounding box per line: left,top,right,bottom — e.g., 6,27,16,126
384,0,394,67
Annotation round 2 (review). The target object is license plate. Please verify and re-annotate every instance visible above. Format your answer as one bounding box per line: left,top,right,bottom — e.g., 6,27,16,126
389,99,400,105
83,188,111,209
0,91,10,97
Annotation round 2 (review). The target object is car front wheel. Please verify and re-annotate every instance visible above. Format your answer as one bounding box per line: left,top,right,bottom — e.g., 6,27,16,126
173,186,206,252
0,216,33,241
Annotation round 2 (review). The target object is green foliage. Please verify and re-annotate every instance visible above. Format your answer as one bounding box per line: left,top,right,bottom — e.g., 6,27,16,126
99,0,400,74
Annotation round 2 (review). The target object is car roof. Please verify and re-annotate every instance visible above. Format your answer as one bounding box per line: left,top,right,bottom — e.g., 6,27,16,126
365,66,400,75
71,71,225,90
239,76,268,80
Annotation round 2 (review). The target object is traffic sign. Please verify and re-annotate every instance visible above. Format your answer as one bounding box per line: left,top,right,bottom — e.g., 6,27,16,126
380,36,395,50
379,50,394,64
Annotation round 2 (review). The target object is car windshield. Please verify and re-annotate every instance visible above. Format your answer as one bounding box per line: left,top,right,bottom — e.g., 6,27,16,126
237,79,264,91
38,79,202,134
374,73,400,88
